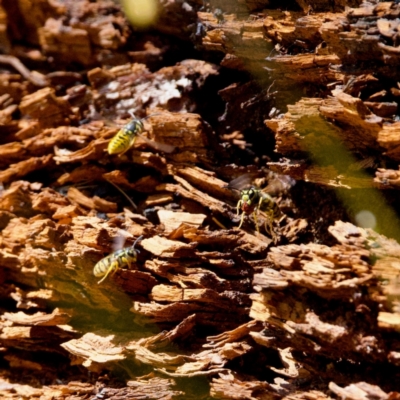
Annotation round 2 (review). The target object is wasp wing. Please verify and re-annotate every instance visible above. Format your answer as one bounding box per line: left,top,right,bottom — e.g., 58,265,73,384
112,229,131,252
135,131,176,153
225,172,260,192
262,173,295,195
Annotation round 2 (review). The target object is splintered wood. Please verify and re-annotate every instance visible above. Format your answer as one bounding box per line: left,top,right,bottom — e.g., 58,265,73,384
1,0,400,399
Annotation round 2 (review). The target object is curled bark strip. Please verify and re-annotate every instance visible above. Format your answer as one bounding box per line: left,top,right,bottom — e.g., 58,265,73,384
0,55,48,87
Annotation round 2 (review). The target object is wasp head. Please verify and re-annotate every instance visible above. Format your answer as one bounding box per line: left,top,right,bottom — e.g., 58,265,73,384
240,187,260,214
124,119,144,135
126,247,138,260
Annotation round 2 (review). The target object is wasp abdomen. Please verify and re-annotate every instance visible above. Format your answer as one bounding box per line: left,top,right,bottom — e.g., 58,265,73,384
107,119,144,155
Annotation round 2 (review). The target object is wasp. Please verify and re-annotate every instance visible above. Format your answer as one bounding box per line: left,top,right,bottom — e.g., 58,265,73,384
226,172,295,236
107,111,175,156
93,235,143,284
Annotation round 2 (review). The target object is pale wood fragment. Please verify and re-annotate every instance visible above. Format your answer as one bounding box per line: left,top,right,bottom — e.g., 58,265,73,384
52,204,84,221
0,377,46,399
101,376,184,399
150,284,230,304
9,288,57,309
0,376,95,400
140,236,196,258
329,382,389,400
210,372,277,400
61,332,126,372
157,209,206,234
377,312,400,331
142,193,174,207
67,187,118,213
175,165,233,199
3,308,71,326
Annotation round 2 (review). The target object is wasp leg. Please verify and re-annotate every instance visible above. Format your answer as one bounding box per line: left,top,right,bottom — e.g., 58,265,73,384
238,211,246,229
236,200,242,216
97,260,119,284
237,199,246,229
252,196,266,234
264,211,277,242
252,210,260,234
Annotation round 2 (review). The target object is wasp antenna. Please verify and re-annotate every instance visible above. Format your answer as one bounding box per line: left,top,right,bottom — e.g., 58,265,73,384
133,235,143,248
143,112,162,120
128,110,137,120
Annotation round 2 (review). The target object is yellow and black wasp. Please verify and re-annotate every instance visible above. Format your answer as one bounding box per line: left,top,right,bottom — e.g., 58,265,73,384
107,111,175,156
93,235,143,284
226,172,295,236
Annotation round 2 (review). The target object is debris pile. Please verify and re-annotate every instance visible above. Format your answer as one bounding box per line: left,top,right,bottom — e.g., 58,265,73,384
0,0,399,398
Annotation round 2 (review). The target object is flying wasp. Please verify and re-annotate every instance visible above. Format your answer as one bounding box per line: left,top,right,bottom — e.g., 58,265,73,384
93,235,143,284
107,111,175,156
226,172,295,237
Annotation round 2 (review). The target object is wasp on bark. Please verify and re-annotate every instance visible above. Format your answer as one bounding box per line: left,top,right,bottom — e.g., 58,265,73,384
107,111,175,156
93,235,143,284
226,172,295,237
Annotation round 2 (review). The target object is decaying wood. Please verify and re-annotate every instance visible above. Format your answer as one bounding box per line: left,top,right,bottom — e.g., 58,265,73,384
0,55,47,87
0,0,400,399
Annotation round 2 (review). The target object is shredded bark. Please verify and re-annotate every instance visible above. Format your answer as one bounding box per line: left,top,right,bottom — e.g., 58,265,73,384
0,0,400,399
